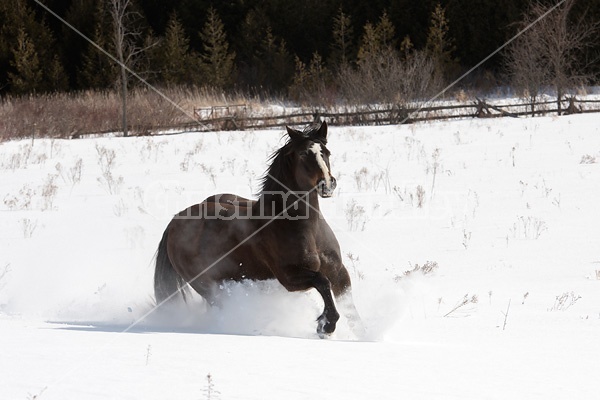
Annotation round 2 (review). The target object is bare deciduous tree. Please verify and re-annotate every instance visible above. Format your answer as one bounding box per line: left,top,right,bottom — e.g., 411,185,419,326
540,0,599,113
505,21,547,115
337,49,440,106
110,0,155,136
337,11,441,106
506,0,599,115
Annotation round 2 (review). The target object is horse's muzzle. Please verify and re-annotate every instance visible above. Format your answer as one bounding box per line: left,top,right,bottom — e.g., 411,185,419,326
317,176,337,198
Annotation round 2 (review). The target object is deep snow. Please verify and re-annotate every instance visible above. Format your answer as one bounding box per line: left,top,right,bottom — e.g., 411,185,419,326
1,113,599,399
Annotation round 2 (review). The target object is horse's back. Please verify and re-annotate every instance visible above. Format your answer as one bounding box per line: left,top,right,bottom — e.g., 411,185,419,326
168,194,254,253
165,194,272,287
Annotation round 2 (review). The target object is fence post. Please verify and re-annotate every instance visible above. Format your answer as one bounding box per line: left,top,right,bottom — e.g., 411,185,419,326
564,96,580,115
475,98,490,118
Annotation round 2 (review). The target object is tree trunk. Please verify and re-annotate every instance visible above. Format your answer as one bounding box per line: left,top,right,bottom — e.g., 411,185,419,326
557,88,563,116
111,0,129,137
121,66,128,137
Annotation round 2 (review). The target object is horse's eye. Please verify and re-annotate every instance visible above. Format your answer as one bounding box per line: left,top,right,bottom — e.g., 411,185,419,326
299,150,309,158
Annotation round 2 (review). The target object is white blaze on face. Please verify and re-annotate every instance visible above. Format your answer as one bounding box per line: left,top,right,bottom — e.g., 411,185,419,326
309,142,331,188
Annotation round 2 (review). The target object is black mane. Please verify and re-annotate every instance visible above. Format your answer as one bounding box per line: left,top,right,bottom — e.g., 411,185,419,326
259,124,326,195
260,138,304,194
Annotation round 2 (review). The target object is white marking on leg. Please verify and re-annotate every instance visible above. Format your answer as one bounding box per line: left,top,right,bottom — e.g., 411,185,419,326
309,142,331,187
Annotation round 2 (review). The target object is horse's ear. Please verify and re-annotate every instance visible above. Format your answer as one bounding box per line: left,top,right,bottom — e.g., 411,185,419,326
286,126,304,142
315,121,328,143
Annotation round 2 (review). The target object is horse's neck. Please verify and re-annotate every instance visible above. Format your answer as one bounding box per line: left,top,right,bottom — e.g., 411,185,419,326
256,190,321,220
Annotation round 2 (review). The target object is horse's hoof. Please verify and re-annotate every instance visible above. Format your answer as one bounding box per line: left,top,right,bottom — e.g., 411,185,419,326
317,314,337,337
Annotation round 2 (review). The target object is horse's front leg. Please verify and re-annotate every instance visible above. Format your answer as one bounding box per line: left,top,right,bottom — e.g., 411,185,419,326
310,272,340,336
277,268,340,336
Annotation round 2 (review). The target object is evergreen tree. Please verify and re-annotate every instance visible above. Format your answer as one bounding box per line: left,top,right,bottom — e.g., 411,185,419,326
153,13,199,85
425,3,457,83
400,35,414,60
257,26,293,93
47,55,70,92
1,0,67,94
238,9,293,93
356,22,379,66
238,7,266,65
62,0,99,89
330,6,354,69
78,3,118,89
8,29,43,94
357,11,396,66
290,52,329,104
376,11,396,50
199,7,236,89
4,0,593,97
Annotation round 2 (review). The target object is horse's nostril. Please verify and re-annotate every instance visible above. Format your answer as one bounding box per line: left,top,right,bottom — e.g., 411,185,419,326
317,177,336,197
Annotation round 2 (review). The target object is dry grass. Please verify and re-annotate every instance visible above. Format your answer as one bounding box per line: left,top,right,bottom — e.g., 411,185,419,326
0,86,263,141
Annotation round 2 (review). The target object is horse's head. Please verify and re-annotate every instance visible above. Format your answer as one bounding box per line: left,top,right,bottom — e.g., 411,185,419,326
286,122,337,198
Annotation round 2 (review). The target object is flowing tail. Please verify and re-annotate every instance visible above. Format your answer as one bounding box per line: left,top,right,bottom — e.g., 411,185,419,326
154,228,187,304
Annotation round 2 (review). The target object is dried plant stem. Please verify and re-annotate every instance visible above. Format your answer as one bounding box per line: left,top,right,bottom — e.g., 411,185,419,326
443,294,478,317
501,299,511,331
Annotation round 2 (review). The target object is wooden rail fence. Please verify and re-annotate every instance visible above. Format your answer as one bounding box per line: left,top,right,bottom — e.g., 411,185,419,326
75,96,600,138
188,96,600,132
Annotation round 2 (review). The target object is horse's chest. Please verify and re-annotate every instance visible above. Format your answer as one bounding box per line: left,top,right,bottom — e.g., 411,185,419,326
263,229,336,271
297,248,339,272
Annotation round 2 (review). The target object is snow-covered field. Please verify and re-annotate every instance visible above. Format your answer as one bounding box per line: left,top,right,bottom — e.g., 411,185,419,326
1,114,599,399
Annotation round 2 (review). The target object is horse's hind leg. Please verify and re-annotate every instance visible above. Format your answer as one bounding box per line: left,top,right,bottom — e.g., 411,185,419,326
187,280,222,308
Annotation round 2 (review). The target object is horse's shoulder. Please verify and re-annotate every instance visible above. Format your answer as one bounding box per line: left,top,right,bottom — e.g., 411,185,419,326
314,218,342,264
316,218,338,242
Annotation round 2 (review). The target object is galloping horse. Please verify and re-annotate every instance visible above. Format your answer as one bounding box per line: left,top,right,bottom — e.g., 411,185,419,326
154,122,363,336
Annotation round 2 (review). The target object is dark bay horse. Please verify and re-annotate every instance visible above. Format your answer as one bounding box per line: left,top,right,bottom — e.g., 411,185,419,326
154,122,364,336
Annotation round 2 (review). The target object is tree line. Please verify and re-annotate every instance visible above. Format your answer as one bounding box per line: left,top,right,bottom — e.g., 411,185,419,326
1,0,599,103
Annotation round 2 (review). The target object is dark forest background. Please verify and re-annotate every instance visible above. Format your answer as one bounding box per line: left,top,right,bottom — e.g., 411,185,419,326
1,0,599,102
